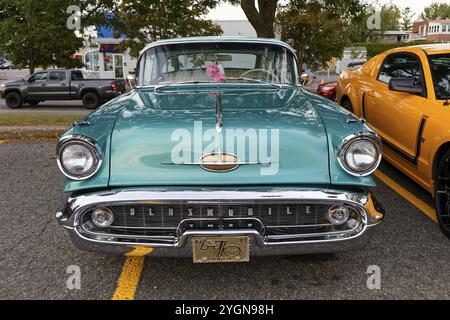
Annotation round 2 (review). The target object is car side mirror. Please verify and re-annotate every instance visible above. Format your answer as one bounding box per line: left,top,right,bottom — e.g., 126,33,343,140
127,75,136,89
389,78,423,94
299,73,310,87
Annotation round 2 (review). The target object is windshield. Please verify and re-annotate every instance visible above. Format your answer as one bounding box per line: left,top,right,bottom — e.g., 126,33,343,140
137,42,298,86
428,54,450,100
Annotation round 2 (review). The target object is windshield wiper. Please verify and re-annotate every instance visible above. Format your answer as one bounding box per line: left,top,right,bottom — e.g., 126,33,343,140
154,80,212,91
153,78,287,92
222,77,284,89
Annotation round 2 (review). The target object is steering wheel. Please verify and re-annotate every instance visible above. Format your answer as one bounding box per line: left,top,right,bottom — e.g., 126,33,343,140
240,69,280,83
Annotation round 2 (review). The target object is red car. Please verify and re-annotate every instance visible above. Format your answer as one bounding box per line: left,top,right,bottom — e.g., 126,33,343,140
316,81,337,101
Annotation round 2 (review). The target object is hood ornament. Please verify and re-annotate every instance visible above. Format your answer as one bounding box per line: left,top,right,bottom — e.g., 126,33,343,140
215,92,223,133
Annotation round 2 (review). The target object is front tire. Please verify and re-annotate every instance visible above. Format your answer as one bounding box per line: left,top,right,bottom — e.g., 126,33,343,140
5,92,23,109
82,92,100,109
435,150,450,238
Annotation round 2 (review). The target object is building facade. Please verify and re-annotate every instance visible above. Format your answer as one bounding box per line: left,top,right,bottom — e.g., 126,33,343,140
382,31,411,43
411,20,450,42
78,25,136,80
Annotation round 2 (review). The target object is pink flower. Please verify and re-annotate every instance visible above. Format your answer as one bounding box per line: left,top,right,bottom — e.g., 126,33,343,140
206,64,225,82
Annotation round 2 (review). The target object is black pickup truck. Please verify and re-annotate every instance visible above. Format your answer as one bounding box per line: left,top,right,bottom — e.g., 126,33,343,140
0,69,126,109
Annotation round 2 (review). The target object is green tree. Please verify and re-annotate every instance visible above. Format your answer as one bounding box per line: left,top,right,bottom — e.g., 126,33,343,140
401,7,414,31
109,0,224,57
276,0,366,71
380,3,401,31
238,0,279,38
0,0,111,75
229,0,365,39
421,2,450,20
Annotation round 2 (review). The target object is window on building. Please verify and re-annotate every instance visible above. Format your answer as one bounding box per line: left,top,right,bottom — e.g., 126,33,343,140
85,50,99,71
104,52,114,72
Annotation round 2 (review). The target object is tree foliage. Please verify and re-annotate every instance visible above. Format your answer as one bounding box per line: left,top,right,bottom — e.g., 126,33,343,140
421,2,450,20
401,7,414,31
109,0,224,58
276,0,366,71
347,2,415,43
0,0,112,74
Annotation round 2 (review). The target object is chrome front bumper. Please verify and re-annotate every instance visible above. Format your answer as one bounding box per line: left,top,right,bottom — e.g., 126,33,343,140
57,189,385,257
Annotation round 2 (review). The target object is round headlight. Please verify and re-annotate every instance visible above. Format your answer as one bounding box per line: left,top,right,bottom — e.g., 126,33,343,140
337,133,381,176
57,136,102,180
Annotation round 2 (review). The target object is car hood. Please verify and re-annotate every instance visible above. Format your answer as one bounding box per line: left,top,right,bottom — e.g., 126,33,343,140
2,79,26,86
107,87,331,187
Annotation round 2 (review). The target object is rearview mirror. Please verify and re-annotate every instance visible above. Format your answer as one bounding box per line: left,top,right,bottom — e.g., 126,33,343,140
389,78,423,94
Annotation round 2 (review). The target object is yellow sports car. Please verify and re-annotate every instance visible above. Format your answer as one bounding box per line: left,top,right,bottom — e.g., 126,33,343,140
337,44,450,238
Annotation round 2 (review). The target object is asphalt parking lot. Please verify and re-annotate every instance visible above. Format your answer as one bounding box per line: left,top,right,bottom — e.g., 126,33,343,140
0,100,88,115
0,141,449,300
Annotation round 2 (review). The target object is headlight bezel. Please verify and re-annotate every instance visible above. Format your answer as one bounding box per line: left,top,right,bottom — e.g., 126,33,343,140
56,135,103,181
336,132,382,177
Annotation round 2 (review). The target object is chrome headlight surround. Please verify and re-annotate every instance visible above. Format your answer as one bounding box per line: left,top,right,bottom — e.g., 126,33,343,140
56,135,103,181
336,132,382,177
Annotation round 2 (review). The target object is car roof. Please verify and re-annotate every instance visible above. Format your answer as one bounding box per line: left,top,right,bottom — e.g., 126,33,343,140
139,36,297,57
390,43,450,55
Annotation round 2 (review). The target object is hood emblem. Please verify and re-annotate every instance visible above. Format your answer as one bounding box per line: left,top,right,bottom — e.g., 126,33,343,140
200,152,240,172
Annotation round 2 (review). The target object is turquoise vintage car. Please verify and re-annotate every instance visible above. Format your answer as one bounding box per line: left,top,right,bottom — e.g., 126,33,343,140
56,37,384,263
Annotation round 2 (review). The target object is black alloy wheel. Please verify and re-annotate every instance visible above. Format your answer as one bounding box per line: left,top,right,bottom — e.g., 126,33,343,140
436,151,450,238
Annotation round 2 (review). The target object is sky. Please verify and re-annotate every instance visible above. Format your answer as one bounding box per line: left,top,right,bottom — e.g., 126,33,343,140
206,0,448,21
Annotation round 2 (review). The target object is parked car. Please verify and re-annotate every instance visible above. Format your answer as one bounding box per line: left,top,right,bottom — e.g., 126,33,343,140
55,37,384,261
337,43,450,238
0,58,12,69
0,58,21,70
316,81,337,100
0,69,126,109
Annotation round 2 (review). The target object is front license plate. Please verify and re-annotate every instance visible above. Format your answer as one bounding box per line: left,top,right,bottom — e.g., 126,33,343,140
192,236,250,264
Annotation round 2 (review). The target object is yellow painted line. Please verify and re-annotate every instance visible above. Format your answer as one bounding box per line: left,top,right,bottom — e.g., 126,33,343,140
112,247,153,300
375,171,438,223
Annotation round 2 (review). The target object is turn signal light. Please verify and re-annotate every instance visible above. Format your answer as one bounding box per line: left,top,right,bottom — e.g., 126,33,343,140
91,208,115,228
327,205,350,226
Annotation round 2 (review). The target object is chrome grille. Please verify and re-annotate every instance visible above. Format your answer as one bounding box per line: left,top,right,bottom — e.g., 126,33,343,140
81,202,349,238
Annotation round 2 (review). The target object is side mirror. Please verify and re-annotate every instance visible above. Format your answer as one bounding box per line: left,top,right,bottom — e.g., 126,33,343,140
389,78,423,94
300,73,310,86
127,75,136,89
